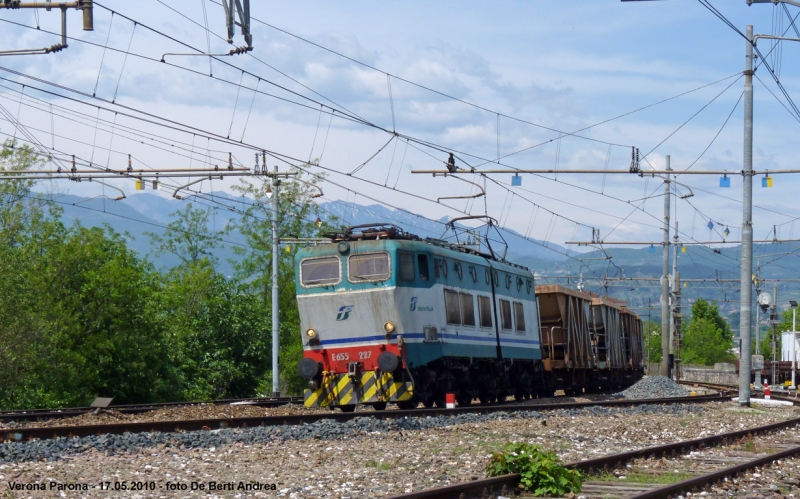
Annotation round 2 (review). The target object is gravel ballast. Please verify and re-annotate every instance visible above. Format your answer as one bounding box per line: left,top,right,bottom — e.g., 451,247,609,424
617,376,691,399
0,404,703,465
0,401,798,498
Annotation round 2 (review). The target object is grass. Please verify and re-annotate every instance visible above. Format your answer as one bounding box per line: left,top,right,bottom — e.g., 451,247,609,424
365,458,392,471
592,471,694,485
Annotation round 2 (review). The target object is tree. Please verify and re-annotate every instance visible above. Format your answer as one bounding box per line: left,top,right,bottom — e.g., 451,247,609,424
231,167,335,394
681,299,736,366
644,321,662,364
146,202,222,266
1,220,184,408
0,139,63,408
29,224,183,405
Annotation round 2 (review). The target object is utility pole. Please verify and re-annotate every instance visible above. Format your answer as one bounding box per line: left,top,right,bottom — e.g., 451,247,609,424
260,156,299,397
271,163,280,397
738,25,755,407
661,155,671,378
772,285,778,385
754,262,762,389
645,298,653,374
670,220,679,377
673,271,682,381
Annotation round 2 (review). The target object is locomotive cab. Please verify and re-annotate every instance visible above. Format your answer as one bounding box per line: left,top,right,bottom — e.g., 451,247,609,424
295,226,419,411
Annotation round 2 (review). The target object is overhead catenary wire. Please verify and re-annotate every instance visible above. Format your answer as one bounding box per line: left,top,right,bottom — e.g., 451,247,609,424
6,2,800,278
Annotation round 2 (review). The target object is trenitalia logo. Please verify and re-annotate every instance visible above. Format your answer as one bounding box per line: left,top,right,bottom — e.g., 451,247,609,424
410,297,433,312
336,305,354,321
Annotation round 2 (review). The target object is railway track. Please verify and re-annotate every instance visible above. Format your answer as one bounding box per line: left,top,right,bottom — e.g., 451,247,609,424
386,403,800,499
0,393,727,443
0,396,303,423
679,379,800,405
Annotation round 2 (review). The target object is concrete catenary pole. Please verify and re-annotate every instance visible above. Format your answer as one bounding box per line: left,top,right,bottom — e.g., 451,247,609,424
272,163,281,397
772,286,778,384
793,305,797,389
739,25,755,406
671,221,679,378
661,156,671,377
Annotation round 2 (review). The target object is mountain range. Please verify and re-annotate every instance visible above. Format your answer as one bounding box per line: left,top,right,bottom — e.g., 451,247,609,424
43,190,800,322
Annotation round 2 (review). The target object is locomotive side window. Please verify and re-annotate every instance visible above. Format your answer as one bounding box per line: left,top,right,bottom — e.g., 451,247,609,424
513,302,526,332
300,256,341,287
418,254,430,282
499,299,513,330
399,252,415,281
478,296,493,328
460,293,476,327
348,252,390,282
444,289,462,325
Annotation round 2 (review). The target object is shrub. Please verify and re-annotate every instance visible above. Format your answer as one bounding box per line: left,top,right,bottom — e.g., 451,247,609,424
486,443,582,496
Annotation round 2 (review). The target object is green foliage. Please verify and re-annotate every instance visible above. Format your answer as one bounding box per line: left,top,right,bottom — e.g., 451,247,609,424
231,166,336,394
0,145,331,409
645,321,662,364
146,202,221,266
163,261,270,400
486,443,582,496
682,299,735,366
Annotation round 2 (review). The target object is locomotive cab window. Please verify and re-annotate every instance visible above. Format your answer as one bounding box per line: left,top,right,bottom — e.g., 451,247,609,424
460,293,476,327
348,252,390,282
418,254,430,282
399,252,415,281
444,289,462,325
499,299,513,331
513,302,526,332
478,295,493,328
300,256,341,287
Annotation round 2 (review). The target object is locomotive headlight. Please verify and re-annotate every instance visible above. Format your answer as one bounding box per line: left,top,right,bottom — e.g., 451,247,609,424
383,321,396,334
306,328,318,339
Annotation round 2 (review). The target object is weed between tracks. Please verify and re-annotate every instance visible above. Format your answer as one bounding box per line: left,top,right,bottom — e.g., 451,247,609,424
592,470,694,485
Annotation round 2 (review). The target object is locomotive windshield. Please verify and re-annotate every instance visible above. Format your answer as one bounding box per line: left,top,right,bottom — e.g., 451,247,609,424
348,252,390,282
300,256,341,287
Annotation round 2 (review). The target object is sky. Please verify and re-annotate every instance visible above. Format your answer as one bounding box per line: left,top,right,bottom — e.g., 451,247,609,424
2,0,800,265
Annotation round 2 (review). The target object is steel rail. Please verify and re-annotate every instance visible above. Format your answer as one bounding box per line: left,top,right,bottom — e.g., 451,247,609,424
0,396,303,422
0,394,728,443
627,444,800,499
679,380,800,405
385,399,800,499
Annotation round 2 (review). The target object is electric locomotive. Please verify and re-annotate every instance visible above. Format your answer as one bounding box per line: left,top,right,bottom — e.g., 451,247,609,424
296,224,542,411
295,224,643,411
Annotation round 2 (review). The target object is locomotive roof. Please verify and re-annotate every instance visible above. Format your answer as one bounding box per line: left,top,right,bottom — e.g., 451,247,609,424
321,223,530,272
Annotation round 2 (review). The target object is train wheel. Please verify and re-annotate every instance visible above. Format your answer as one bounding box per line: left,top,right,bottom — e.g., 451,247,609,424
422,399,434,408
456,394,472,406
397,401,417,410
340,405,356,413
373,402,387,411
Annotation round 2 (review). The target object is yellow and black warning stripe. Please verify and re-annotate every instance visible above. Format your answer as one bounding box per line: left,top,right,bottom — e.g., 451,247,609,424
304,371,413,408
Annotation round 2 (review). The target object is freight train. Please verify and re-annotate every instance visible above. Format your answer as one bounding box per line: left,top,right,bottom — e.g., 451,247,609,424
295,224,644,411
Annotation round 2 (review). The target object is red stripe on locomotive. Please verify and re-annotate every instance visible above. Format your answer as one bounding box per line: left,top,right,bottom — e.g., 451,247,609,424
304,344,404,373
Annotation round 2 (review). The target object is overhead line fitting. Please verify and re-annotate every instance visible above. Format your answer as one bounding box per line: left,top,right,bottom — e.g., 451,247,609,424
0,0,93,56
160,44,252,63
629,147,640,174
